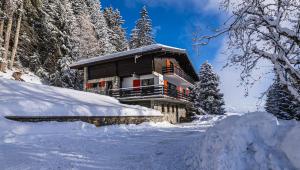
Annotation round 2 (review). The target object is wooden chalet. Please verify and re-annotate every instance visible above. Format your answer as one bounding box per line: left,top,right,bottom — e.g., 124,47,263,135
70,44,199,123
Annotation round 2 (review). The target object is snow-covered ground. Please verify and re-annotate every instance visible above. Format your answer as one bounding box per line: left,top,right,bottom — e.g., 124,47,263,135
1,112,299,170
0,69,43,85
0,78,161,117
186,112,300,170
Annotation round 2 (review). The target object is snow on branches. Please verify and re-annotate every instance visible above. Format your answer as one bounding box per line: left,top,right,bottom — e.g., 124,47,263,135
195,0,300,102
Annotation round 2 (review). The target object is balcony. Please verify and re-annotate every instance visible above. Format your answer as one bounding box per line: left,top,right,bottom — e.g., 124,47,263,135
162,65,195,84
108,85,191,102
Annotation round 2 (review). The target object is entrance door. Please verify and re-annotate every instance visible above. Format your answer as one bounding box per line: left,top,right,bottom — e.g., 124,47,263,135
176,106,179,123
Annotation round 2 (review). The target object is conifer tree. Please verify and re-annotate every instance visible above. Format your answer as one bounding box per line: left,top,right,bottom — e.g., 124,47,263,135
85,0,115,54
191,61,225,115
129,6,155,49
104,7,128,52
265,77,300,120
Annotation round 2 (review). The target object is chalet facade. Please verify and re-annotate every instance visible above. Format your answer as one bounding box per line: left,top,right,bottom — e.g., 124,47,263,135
70,44,199,123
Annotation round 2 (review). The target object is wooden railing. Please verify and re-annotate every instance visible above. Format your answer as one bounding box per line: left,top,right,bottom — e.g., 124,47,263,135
108,85,191,101
162,66,195,84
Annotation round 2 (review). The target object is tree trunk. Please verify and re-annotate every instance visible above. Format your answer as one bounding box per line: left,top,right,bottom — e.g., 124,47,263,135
9,2,23,69
0,19,4,44
2,15,13,70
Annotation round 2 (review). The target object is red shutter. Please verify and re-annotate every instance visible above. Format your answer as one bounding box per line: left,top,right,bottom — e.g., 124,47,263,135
164,80,168,94
133,80,141,91
186,89,189,95
86,83,91,89
99,81,105,87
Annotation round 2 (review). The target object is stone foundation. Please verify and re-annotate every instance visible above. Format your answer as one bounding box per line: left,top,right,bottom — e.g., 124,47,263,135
5,116,163,127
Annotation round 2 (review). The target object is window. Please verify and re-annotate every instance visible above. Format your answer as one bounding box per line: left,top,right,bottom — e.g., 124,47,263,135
93,83,98,88
141,78,154,86
167,105,170,113
172,106,175,113
162,104,165,113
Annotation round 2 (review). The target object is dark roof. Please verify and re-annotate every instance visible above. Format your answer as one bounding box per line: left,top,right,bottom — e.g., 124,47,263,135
70,44,199,80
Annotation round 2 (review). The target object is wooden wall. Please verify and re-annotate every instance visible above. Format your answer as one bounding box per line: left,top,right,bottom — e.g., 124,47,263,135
88,56,154,80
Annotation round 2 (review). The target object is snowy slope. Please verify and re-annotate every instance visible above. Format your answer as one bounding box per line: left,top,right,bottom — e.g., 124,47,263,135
186,112,300,170
0,69,43,84
0,78,161,117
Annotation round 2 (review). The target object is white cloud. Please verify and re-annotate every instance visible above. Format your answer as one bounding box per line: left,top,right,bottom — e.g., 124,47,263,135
213,38,274,113
123,0,223,13
152,25,161,37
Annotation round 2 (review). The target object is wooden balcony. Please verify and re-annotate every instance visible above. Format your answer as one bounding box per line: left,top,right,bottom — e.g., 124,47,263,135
108,85,191,102
162,66,195,84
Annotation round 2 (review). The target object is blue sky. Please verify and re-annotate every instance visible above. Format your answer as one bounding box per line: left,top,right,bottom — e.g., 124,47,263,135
102,0,273,112
102,0,224,71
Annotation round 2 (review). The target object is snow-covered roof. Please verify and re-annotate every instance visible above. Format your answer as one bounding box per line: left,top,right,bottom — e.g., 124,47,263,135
70,44,187,69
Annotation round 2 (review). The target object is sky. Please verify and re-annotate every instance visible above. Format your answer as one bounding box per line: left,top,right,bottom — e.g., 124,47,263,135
101,0,273,112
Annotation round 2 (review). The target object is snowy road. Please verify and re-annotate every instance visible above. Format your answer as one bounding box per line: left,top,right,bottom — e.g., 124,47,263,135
0,116,222,170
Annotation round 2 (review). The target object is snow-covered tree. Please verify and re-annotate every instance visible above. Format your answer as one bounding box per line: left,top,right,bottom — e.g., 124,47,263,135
191,62,225,115
85,0,115,54
129,26,140,49
266,77,300,120
195,0,300,103
129,6,155,49
104,7,128,52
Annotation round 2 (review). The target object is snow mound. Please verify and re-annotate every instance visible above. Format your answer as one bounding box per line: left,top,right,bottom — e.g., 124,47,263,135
0,78,162,117
185,112,300,170
0,69,43,85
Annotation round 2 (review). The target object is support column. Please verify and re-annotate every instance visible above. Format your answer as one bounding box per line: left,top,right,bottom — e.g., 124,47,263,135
83,67,88,90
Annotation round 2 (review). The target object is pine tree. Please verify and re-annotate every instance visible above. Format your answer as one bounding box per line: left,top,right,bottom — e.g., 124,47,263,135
265,77,300,120
104,7,128,52
191,61,225,115
129,26,139,49
129,6,155,49
85,0,115,54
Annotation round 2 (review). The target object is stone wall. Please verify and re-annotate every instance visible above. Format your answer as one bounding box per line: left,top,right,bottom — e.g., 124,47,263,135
152,101,187,123
5,116,163,127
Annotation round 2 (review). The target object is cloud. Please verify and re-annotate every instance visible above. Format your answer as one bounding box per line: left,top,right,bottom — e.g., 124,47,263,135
212,38,274,113
152,25,161,37
123,0,223,13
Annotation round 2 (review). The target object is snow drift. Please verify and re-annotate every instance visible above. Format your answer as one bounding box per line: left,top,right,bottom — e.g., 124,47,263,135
0,78,161,117
186,112,300,170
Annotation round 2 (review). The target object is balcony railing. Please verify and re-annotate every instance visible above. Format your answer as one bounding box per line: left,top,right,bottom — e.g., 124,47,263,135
162,65,195,84
108,85,191,102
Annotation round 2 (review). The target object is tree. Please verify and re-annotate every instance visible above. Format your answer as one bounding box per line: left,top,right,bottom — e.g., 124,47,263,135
266,77,300,120
2,0,16,71
129,6,155,49
9,0,24,69
195,0,300,103
191,62,225,115
104,7,128,52
129,26,140,49
85,0,115,54
0,0,5,46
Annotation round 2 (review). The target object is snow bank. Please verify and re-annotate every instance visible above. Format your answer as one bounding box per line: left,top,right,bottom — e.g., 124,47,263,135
186,112,300,170
0,78,162,117
0,69,43,85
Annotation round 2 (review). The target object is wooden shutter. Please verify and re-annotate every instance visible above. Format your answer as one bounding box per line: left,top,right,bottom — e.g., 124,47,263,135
163,80,168,94
133,80,141,91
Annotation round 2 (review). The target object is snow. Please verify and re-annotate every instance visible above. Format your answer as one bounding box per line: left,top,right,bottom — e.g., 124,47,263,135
0,112,299,169
70,44,186,68
0,115,216,170
0,78,162,117
186,112,300,170
0,69,43,85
